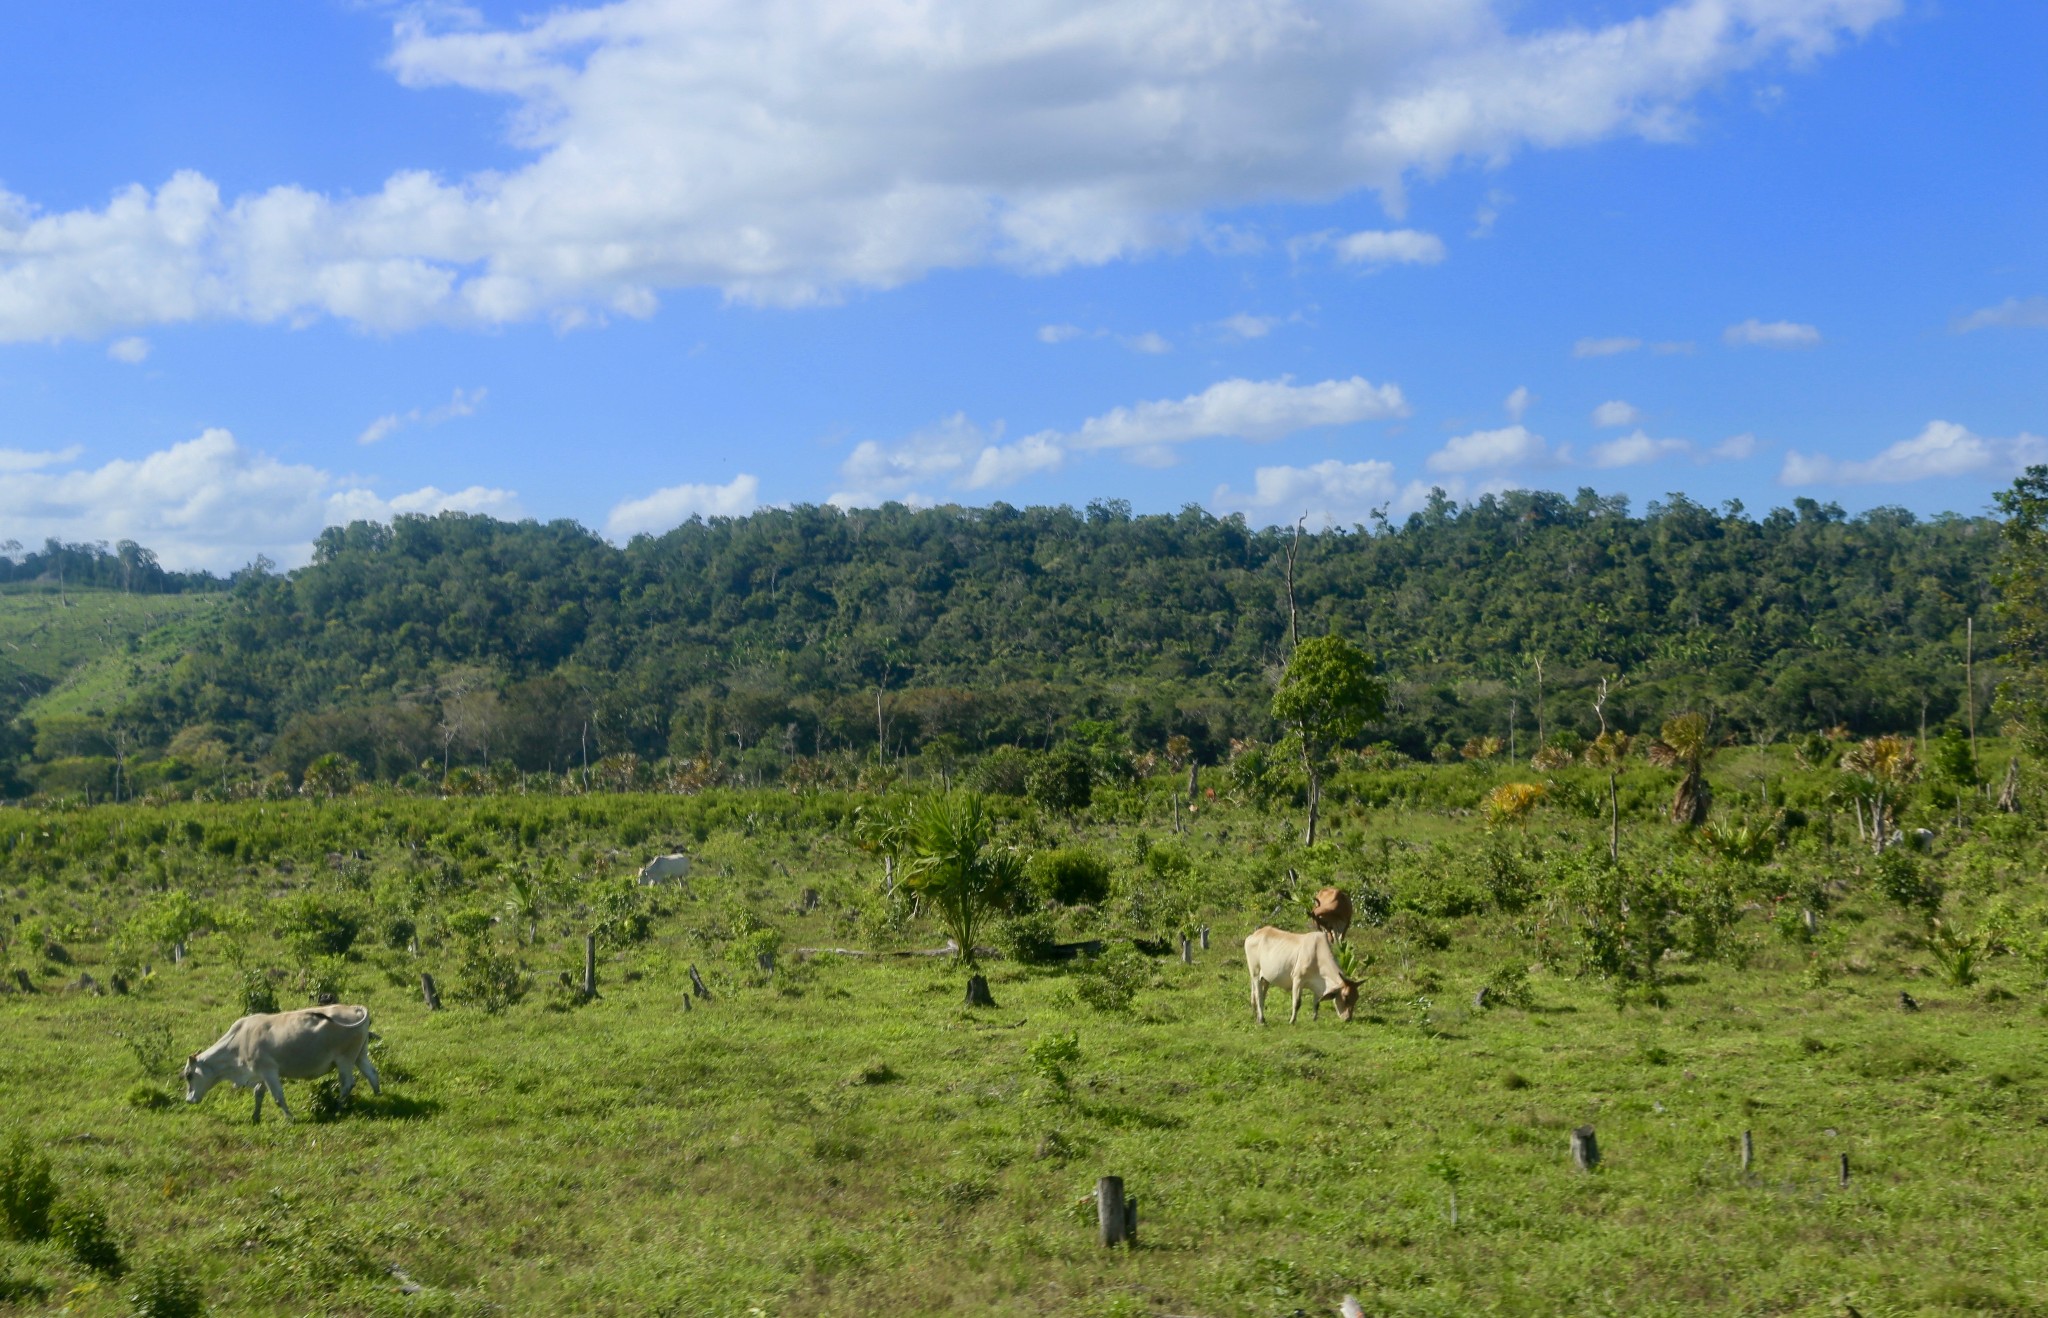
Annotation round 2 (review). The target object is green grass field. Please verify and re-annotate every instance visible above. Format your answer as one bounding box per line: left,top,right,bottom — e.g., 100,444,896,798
2,782,2046,1316
0,591,222,722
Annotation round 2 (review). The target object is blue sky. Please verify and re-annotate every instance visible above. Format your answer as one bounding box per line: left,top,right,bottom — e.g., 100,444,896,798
1,0,2043,570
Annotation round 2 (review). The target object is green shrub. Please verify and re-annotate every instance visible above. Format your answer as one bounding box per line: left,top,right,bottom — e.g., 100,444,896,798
1070,946,1145,1013
1027,747,1095,814
1028,1030,1081,1094
125,1083,175,1111
1872,850,1943,916
971,746,1034,797
453,945,529,1014
0,1130,56,1241
0,1267,49,1304
275,895,361,959
54,1195,124,1276
238,968,279,1016
997,911,1064,965
1481,963,1534,1010
1028,849,1112,906
127,1256,205,1318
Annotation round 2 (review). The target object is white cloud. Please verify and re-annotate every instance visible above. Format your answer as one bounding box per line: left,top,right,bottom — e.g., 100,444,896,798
1588,429,1689,468
1426,423,1550,473
1592,399,1643,428
1712,432,1758,460
107,336,151,364
357,386,487,445
831,374,1405,500
1471,188,1512,238
1216,313,1281,341
1037,323,1087,344
1212,458,1398,527
1573,336,1642,358
1329,228,1447,268
1954,297,2048,333
0,444,83,474
1780,420,2047,485
1123,331,1172,355
1504,386,1533,422
0,429,519,571
604,472,761,537
1724,318,1821,348
1651,340,1696,355
0,0,1901,339
1065,376,1409,452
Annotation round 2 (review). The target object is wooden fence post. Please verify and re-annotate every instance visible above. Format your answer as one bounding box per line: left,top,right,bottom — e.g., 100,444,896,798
1179,934,1192,964
583,934,598,999
420,973,440,1011
1097,1176,1128,1247
1839,1152,1850,1188
681,992,691,1012
1740,1130,1753,1173
1571,1125,1599,1171
1199,925,1210,950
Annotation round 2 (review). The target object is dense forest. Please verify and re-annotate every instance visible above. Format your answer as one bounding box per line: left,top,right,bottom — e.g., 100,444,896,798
0,487,2005,798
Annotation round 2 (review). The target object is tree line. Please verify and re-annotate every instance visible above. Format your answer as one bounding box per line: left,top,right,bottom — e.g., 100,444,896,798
0,485,2009,797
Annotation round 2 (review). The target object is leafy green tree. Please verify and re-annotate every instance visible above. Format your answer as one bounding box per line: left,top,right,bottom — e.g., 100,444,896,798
901,793,1025,982
1995,466,2048,757
1649,713,1715,828
1271,634,1385,845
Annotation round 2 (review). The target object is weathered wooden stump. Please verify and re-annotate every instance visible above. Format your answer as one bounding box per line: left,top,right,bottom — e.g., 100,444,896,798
1473,985,1491,1010
1198,925,1210,950
964,974,996,1008
681,992,691,1012
1740,1129,1754,1173
800,888,821,912
688,964,711,999
420,973,441,1011
582,933,598,999
1097,1176,1129,1247
1179,935,1192,964
757,950,776,975
1839,1152,1850,1188
11,968,36,994
1801,908,1819,936
1571,1125,1599,1171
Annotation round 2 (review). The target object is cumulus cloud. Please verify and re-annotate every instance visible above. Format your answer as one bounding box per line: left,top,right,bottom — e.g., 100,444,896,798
833,375,1406,501
107,336,151,364
1592,399,1643,428
1317,228,1447,268
357,386,487,445
1211,458,1398,527
1216,313,1282,341
1504,386,1533,421
1426,424,1550,474
1712,432,1758,460
1037,323,1087,344
1780,420,2048,485
1124,331,1172,355
604,472,761,536
1470,188,1512,238
1724,318,1821,348
0,429,518,571
1954,297,2048,333
0,0,1901,338
0,445,83,474
1588,429,1689,468
1573,336,1642,358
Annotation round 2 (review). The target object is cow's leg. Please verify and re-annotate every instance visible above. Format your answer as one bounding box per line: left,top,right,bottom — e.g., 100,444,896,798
263,1072,294,1122
1288,978,1303,1023
335,1057,356,1102
252,1085,265,1124
357,1045,382,1096
1250,973,1266,1025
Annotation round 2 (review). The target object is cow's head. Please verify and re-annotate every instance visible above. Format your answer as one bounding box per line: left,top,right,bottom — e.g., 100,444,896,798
1322,976,1360,1022
182,1052,220,1104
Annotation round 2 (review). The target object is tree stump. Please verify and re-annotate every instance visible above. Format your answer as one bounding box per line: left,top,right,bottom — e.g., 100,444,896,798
1097,1176,1128,1247
1801,908,1818,936
1473,985,1490,1010
800,888,821,912
583,934,598,1000
1179,935,1192,964
1124,1195,1138,1246
12,968,35,994
964,974,996,1008
1571,1125,1599,1171
1198,925,1210,950
757,950,776,975
688,964,711,999
420,973,441,1011
1839,1152,1850,1188
1740,1129,1753,1173
681,992,691,1012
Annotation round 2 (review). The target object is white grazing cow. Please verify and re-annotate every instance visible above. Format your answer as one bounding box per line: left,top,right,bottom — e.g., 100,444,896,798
1244,926,1360,1024
638,853,691,885
183,1005,381,1123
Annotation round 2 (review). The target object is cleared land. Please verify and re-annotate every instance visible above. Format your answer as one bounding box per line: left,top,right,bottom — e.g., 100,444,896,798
0,591,222,723
2,771,2045,1316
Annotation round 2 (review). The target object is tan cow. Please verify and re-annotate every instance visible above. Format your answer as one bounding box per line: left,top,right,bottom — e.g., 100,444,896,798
183,1005,381,1123
637,853,692,885
1244,926,1360,1024
1309,887,1353,940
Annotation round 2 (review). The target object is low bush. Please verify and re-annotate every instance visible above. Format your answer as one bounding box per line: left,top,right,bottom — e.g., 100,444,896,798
54,1195,124,1275
997,911,1064,965
1028,849,1111,906
0,1131,56,1241
127,1257,205,1318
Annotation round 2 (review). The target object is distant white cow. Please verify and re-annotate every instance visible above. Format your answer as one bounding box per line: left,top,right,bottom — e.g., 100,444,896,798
1244,926,1360,1024
638,853,692,885
183,1005,381,1123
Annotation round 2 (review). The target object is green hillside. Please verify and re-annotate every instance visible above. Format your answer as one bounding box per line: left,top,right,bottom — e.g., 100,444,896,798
0,590,223,717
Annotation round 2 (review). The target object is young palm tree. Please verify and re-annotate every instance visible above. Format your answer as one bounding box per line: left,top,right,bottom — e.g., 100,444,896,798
901,793,1025,1004
1840,734,1918,852
1583,730,1635,862
1649,712,1715,828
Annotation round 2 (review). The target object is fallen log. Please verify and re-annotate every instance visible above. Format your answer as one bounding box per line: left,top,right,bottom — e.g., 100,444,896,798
795,939,999,960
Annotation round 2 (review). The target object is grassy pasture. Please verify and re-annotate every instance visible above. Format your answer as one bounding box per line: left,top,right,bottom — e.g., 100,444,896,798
2,780,2047,1316
0,592,222,721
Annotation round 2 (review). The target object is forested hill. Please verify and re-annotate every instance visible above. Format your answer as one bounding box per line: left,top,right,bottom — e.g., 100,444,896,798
2,488,2001,794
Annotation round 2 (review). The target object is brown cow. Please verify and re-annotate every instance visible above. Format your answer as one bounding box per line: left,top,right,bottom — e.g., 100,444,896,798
1309,887,1353,941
